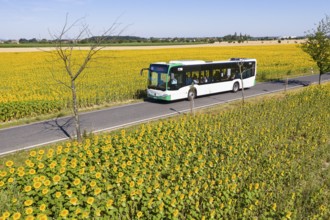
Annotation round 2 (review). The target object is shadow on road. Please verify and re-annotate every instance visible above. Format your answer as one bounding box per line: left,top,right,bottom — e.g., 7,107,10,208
268,79,311,86
144,98,181,105
43,117,74,139
169,108,182,114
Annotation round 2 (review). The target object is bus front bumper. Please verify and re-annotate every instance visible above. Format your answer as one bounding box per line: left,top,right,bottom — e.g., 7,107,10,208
147,90,171,101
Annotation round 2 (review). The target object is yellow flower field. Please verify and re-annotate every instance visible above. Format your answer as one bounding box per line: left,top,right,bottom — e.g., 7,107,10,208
0,44,316,122
0,84,329,219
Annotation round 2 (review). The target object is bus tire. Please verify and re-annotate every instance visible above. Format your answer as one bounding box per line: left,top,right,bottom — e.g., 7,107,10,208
232,82,240,93
188,89,197,101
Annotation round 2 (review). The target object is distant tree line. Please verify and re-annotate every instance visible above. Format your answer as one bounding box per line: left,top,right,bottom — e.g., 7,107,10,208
18,38,49,43
0,33,306,45
222,32,251,43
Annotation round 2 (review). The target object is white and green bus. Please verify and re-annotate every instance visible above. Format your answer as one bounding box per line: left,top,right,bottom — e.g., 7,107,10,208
140,58,257,101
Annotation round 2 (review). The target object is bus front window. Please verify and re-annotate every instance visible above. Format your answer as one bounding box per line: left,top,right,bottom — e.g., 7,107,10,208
148,65,169,91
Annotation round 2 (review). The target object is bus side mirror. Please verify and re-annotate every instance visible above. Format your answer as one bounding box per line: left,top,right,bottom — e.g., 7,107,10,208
140,68,149,76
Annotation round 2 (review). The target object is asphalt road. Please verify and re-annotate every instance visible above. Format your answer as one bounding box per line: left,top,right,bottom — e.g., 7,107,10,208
0,73,329,155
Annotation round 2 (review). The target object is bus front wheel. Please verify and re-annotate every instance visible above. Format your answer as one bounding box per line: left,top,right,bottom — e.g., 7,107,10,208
188,89,196,101
232,82,240,93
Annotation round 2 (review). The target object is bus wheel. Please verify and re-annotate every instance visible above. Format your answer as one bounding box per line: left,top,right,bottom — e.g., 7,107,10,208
188,89,196,100
232,82,239,93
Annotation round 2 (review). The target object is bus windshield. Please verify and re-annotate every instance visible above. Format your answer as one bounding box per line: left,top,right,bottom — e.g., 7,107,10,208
148,64,169,91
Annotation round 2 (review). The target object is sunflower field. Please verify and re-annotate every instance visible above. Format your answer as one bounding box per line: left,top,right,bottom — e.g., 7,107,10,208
0,83,329,219
0,44,317,122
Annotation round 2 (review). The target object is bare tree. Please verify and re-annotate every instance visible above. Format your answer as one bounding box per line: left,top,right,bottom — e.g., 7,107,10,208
49,14,122,142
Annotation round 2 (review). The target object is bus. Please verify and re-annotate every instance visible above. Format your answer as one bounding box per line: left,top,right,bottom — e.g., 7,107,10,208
140,58,257,101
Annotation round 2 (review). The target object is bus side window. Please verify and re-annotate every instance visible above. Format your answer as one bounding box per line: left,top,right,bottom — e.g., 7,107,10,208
168,67,185,90
242,70,247,79
244,69,252,78
233,67,240,79
251,64,256,76
176,72,185,88
213,69,220,82
185,72,193,85
220,69,226,81
209,70,214,82
205,70,211,83
192,71,199,84
200,70,210,84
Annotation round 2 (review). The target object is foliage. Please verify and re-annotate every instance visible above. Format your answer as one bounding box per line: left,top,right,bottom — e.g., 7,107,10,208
0,84,329,219
301,15,330,81
222,32,251,43
0,44,317,122
301,32,330,74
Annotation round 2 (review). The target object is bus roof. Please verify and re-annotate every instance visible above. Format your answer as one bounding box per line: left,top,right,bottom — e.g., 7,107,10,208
152,58,256,66
169,60,206,65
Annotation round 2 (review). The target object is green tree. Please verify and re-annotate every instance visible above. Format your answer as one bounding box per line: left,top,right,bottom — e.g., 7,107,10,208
301,15,330,84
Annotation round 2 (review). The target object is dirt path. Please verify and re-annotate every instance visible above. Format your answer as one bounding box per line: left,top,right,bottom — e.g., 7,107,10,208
0,40,304,52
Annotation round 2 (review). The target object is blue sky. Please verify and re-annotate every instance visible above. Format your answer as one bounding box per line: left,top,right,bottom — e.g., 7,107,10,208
0,0,329,39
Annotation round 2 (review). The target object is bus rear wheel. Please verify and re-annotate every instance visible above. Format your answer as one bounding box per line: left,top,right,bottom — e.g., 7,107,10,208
188,89,196,101
232,82,239,93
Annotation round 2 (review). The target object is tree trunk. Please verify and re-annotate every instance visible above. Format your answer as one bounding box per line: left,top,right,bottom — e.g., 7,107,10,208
319,72,322,85
239,62,245,104
241,77,245,104
71,79,82,142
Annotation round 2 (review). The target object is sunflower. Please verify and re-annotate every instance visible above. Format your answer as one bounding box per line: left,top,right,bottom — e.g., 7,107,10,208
86,197,94,205
5,160,14,167
60,209,69,217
